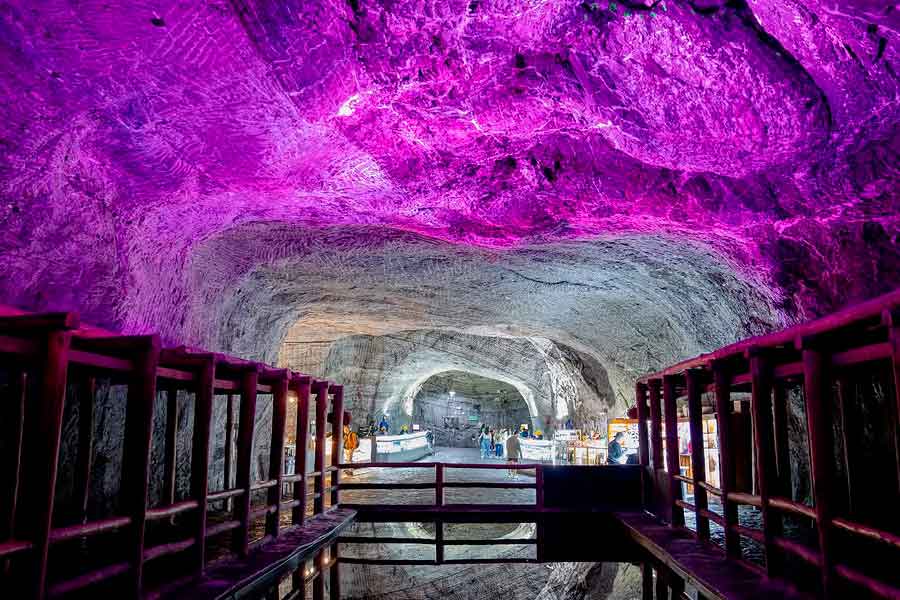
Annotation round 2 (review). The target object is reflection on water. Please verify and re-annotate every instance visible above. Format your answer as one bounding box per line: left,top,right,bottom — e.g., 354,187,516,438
241,519,704,600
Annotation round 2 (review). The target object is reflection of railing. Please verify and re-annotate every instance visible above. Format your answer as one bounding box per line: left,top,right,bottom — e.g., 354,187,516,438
636,289,900,599
337,518,540,566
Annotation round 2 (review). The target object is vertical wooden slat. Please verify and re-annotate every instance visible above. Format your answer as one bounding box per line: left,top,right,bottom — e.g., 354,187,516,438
535,464,544,510
772,380,792,498
224,394,234,496
329,543,340,600
885,319,900,499
2,369,26,580
835,375,856,515
802,346,835,597
163,384,179,509
713,362,740,559
655,566,669,600
636,382,650,508
3,371,27,541
233,368,259,556
121,336,161,596
686,369,709,540
292,376,311,526
313,381,328,516
648,379,663,472
636,382,650,468
72,376,95,525
641,563,653,600
267,372,289,538
749,351,783,577
190,357,215,573
663,375,684,527
312,549,325,600
329,385,344,507
18,330,72,598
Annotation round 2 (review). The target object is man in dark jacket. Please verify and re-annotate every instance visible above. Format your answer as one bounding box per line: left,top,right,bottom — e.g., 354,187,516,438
607,432,627,465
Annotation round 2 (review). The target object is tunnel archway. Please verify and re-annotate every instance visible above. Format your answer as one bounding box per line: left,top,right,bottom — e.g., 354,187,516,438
409,371,533,448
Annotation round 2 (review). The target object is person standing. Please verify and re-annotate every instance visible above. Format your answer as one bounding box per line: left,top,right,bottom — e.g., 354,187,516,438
343,424,359,476
479,429,491,459
506,432,522,479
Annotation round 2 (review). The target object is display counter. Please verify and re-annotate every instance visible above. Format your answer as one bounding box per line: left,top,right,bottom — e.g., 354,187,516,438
519,437,554,463
373,430,434,463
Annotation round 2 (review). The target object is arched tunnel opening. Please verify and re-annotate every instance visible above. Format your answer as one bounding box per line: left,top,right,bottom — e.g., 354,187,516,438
410,371,532,448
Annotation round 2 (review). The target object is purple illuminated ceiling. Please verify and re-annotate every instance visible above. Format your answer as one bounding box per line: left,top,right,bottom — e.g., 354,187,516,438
0,1,898,382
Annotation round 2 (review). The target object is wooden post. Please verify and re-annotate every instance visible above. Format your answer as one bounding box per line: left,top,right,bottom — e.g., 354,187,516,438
535,464,544,510
713,362,740,559
292,376,312,526
190,357,215,573
636,382,650,468
18,330,71,599
163,384,179,510
121,336,161,596
313,381,329,515
313,549,325,600
686,369,709,540
329,543,340,600
648,379,663,471
663,375,684,527
329,385,344,507
835,375,856,515
2,370,26,576
749,351,783,577
772,381,792,498
655,567,669,600
641,563,653,600
884,318,900,499
224,394,234,497
801,346,835,597
636,382,650,508
233,368,259,556
267,372,289,538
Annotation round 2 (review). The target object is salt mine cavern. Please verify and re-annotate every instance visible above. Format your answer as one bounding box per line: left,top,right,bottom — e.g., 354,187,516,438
0,1,899,599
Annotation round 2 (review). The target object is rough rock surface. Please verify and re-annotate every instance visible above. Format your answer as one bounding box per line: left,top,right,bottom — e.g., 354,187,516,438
1,1,898,421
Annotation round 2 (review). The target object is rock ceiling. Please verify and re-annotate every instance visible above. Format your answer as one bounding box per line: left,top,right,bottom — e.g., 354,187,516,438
1,1,898,414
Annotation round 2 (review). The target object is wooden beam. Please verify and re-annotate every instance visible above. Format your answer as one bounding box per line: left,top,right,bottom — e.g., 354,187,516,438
329,543,340,600
233,368,259,556
772,381,792,498
641,562,653,600
329,385,344,507
224,394,235,498
312,549,325,600
18,330,71,599
313,381,329,515
686,369,709,540
648,379,664,471
292,376,312,526
267,372,289,538
190,357,215,573
749,351,783,577
636,382,650,508
801,346,835,598
120,336,162,596
73,376,96,526
712,362,740,559
163,383,179,511
663,375,684,528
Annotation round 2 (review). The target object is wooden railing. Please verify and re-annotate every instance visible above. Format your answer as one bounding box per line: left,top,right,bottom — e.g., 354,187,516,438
337,462,544,512
636,289,900,599
0,306,347,599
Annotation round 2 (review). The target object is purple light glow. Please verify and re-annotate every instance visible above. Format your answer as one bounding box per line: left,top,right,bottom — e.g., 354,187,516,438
0,0,897,353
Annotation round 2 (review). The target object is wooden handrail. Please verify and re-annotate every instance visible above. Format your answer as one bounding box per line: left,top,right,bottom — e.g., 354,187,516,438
832,517,900,550
767,496,816,520
48,516,132,543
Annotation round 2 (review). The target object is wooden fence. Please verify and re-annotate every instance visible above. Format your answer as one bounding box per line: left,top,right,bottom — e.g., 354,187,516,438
0,306,346,599
636,289,900,599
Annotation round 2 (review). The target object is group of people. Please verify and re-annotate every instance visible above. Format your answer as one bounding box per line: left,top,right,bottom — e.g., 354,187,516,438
476,425,535,479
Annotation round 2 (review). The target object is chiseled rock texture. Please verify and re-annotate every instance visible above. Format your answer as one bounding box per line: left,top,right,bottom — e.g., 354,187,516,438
1,1,898,417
